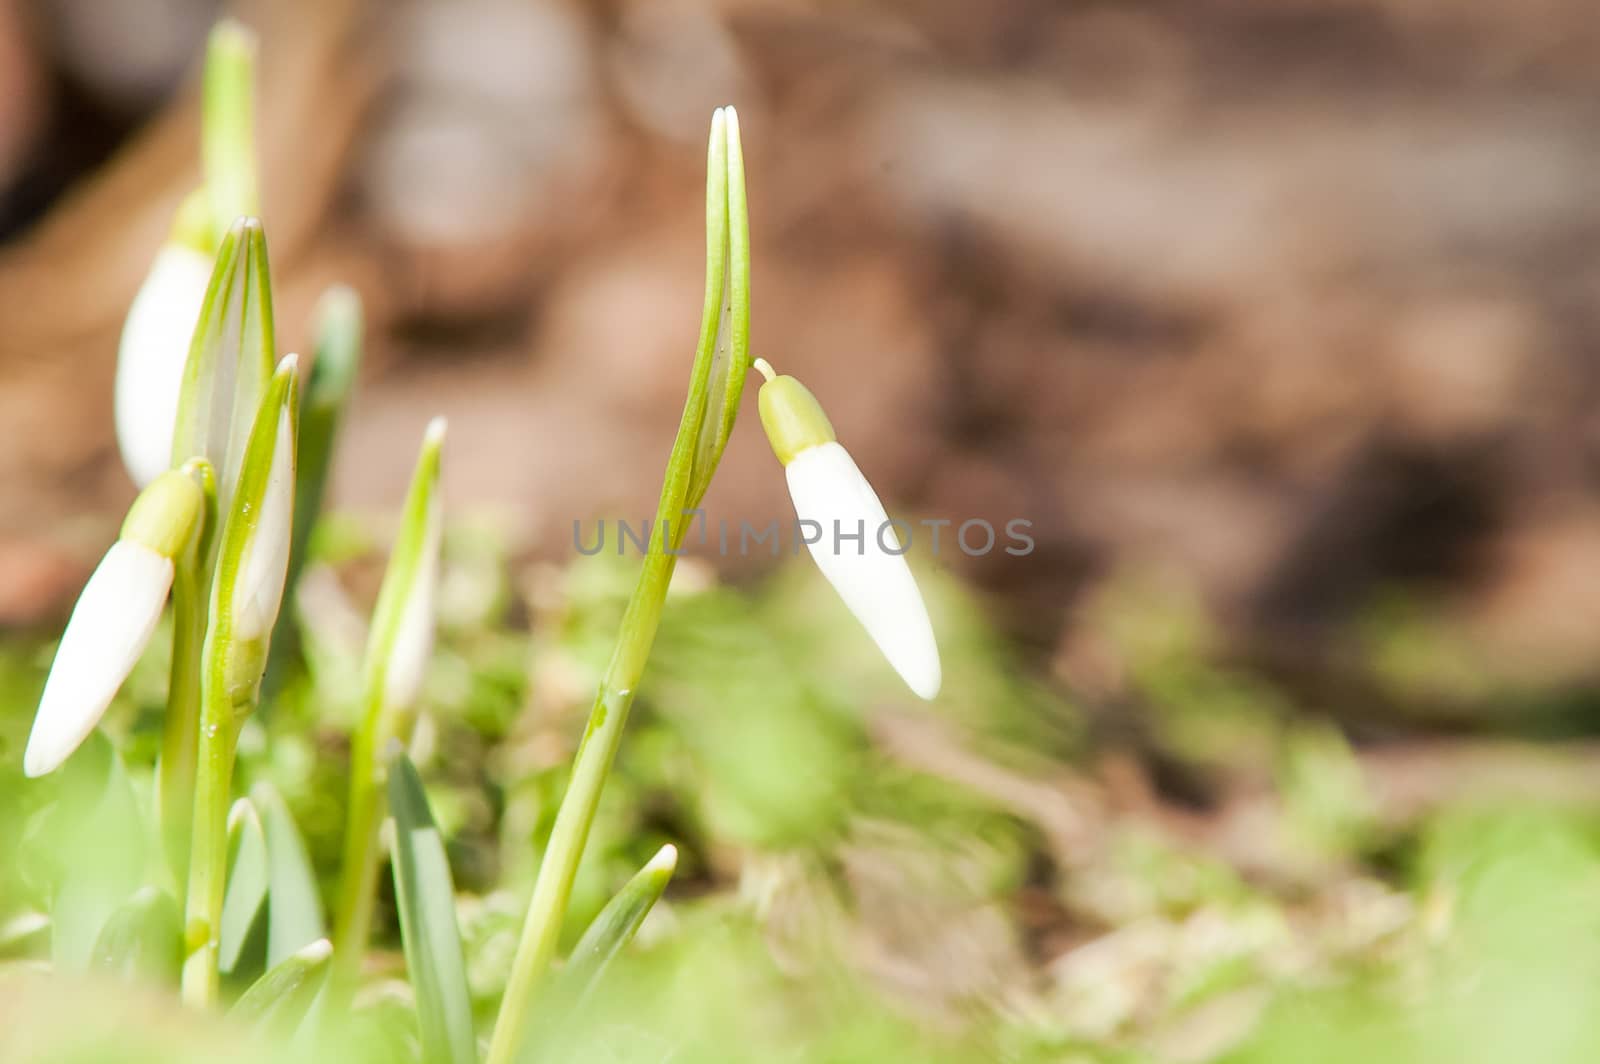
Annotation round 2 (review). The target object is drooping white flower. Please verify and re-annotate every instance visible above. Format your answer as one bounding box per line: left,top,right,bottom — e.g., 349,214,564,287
25,467,207,777
756,359,941,700
115,195,215,487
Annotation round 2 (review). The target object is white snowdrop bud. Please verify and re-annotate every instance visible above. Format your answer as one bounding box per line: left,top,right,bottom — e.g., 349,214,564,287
115,193,214,487
756,359,941,700
381,417,446,711
25,467,207,776
231,359,298,645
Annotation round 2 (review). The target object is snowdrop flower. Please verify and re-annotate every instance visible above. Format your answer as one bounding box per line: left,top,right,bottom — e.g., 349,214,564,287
25,465,207,776
115,192,215,487
755,358,941,699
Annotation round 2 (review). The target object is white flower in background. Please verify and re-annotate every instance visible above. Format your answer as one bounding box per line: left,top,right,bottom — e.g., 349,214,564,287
115,192,215,487
755,359,941,700
25,466,207,776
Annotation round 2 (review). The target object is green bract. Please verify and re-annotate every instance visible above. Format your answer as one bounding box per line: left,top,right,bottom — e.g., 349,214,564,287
171,218,276,518
684,107,752,515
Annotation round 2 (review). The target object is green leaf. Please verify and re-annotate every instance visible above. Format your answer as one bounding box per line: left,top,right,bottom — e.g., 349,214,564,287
91,886,182,983
34,732,145,971
251,781,326,967
219,797,268,975
560,844,676,1005
202,19,259,233
389,753,476,1064
229,937,332,1034
171,217,276,520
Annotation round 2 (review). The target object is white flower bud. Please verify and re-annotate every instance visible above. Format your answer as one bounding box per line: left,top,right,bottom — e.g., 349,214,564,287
757,360,941,700
382,418,446,710
25,541,175,776
231,391,296,644
114,244,213,487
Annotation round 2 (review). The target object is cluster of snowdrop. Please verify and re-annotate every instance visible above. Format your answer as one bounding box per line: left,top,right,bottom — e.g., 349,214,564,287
21,22,942,1063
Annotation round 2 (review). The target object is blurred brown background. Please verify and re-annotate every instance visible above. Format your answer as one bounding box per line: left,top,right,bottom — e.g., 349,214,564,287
4,0,1600,735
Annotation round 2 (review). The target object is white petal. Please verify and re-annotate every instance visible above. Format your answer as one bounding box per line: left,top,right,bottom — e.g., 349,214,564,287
25,542,174,776
383,485,442,710
786,442,941,699
233,404,295,642
114,246,213,487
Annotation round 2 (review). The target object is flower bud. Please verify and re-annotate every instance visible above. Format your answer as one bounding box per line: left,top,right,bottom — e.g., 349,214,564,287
380,418,446,711
231,359,298,645
114,192,214,487
756,359,941,700
24,468,208,776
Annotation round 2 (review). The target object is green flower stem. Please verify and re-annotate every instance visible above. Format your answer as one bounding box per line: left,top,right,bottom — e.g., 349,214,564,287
180,701,244,1006
202,20,259,235
159,460,218,890
181,362,299,1007
484,503,681,1064
485,107,743,1064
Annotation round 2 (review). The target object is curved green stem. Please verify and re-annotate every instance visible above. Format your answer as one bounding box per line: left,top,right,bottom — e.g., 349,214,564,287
484,510,680,1064
486,107,747,1064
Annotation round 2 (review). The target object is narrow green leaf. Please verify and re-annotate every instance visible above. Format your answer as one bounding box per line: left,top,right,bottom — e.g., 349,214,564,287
219,798,269,975
229,937,332,1033
251,781,326,967
91,887,182,984
561,844,676,1004
171,217,276,520
202,19,259,233
389,754,476,1064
